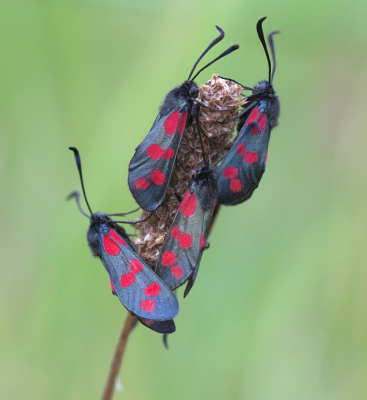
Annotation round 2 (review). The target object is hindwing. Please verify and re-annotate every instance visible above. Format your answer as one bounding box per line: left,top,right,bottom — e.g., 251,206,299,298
138,317,176,334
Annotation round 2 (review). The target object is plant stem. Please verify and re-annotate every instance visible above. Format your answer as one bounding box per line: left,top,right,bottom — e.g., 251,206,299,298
102,313,135,400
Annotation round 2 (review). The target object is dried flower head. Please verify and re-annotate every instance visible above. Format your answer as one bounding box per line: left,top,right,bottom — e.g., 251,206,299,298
134,74,247,263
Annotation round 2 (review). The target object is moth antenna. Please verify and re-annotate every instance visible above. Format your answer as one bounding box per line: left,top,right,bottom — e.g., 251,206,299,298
187,25,225,81
66,190,90,218
218,76,260,92
68,147,94,216
190,44,239,82
113,210,155,225
107,207,141,217
256,17,272,84
268,30,280,83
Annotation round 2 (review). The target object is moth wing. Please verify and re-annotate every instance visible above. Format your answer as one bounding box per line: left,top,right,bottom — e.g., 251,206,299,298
100,228,179,320
109,287,176,333
216,111,270,205
183,249,204,298
128,109,188,211
155,189,212,291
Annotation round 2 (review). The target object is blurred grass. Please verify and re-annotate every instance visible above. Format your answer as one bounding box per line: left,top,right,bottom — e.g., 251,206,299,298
1,0,367,399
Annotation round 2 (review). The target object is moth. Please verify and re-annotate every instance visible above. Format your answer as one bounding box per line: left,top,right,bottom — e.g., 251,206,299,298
68,147,179,333
128,26,238,211
155,161,218,297
216,17,280,205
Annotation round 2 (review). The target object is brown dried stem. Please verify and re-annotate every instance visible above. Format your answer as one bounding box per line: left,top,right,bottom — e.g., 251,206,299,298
102,313,136,400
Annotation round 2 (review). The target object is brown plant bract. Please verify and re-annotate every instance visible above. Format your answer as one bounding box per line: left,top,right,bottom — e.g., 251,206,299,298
133,74,247,263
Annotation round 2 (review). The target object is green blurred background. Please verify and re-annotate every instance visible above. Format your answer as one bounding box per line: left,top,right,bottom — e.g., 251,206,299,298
1,0,367,399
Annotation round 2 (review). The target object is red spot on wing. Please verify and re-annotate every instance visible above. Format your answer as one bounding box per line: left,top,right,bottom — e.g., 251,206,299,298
237,143,246,155
183,194,196,217
146,145,175,160
110,279,115,292
121,272,135,288
140,299,156,313
164,110,179,135
135,177,150,190
130,258,143,274
163,148,175,159
144,282,161,297
222,166,238,179
109,230,126,246
150,169,166,185
244,152,258,163
103,235,120,256
258,114,266,132
146,144,164,159
230,179,242,193
251,125,260,135
246,108,259,125
200,232,205,248
178,112,188,135
161,251,177,266
178,233,192,249
171,226,180,239
178,191,190,212
171,265,184,279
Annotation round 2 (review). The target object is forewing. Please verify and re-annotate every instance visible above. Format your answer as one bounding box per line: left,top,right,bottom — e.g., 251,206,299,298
155,189,212,291
183,249,204,297
216,107,270,205
128,110,188,211
99,227,179,320
109,285,175,333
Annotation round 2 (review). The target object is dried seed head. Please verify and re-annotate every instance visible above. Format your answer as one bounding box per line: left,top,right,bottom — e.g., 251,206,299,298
134,75,247,263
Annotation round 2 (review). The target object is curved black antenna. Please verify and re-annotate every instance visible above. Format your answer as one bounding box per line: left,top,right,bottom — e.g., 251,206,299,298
107,207,140,217
69,147,93,216
187,25,225,81
218,76,260,92
113,210,155,225
190,44,239,82
268,30,280,83
256,17,272,84
67,190,90,218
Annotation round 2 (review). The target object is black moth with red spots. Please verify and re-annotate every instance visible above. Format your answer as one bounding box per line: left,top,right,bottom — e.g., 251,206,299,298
155,164,218,297
128,26,238,212
87,213,179,322
216,17,280,205
68,147,179,334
